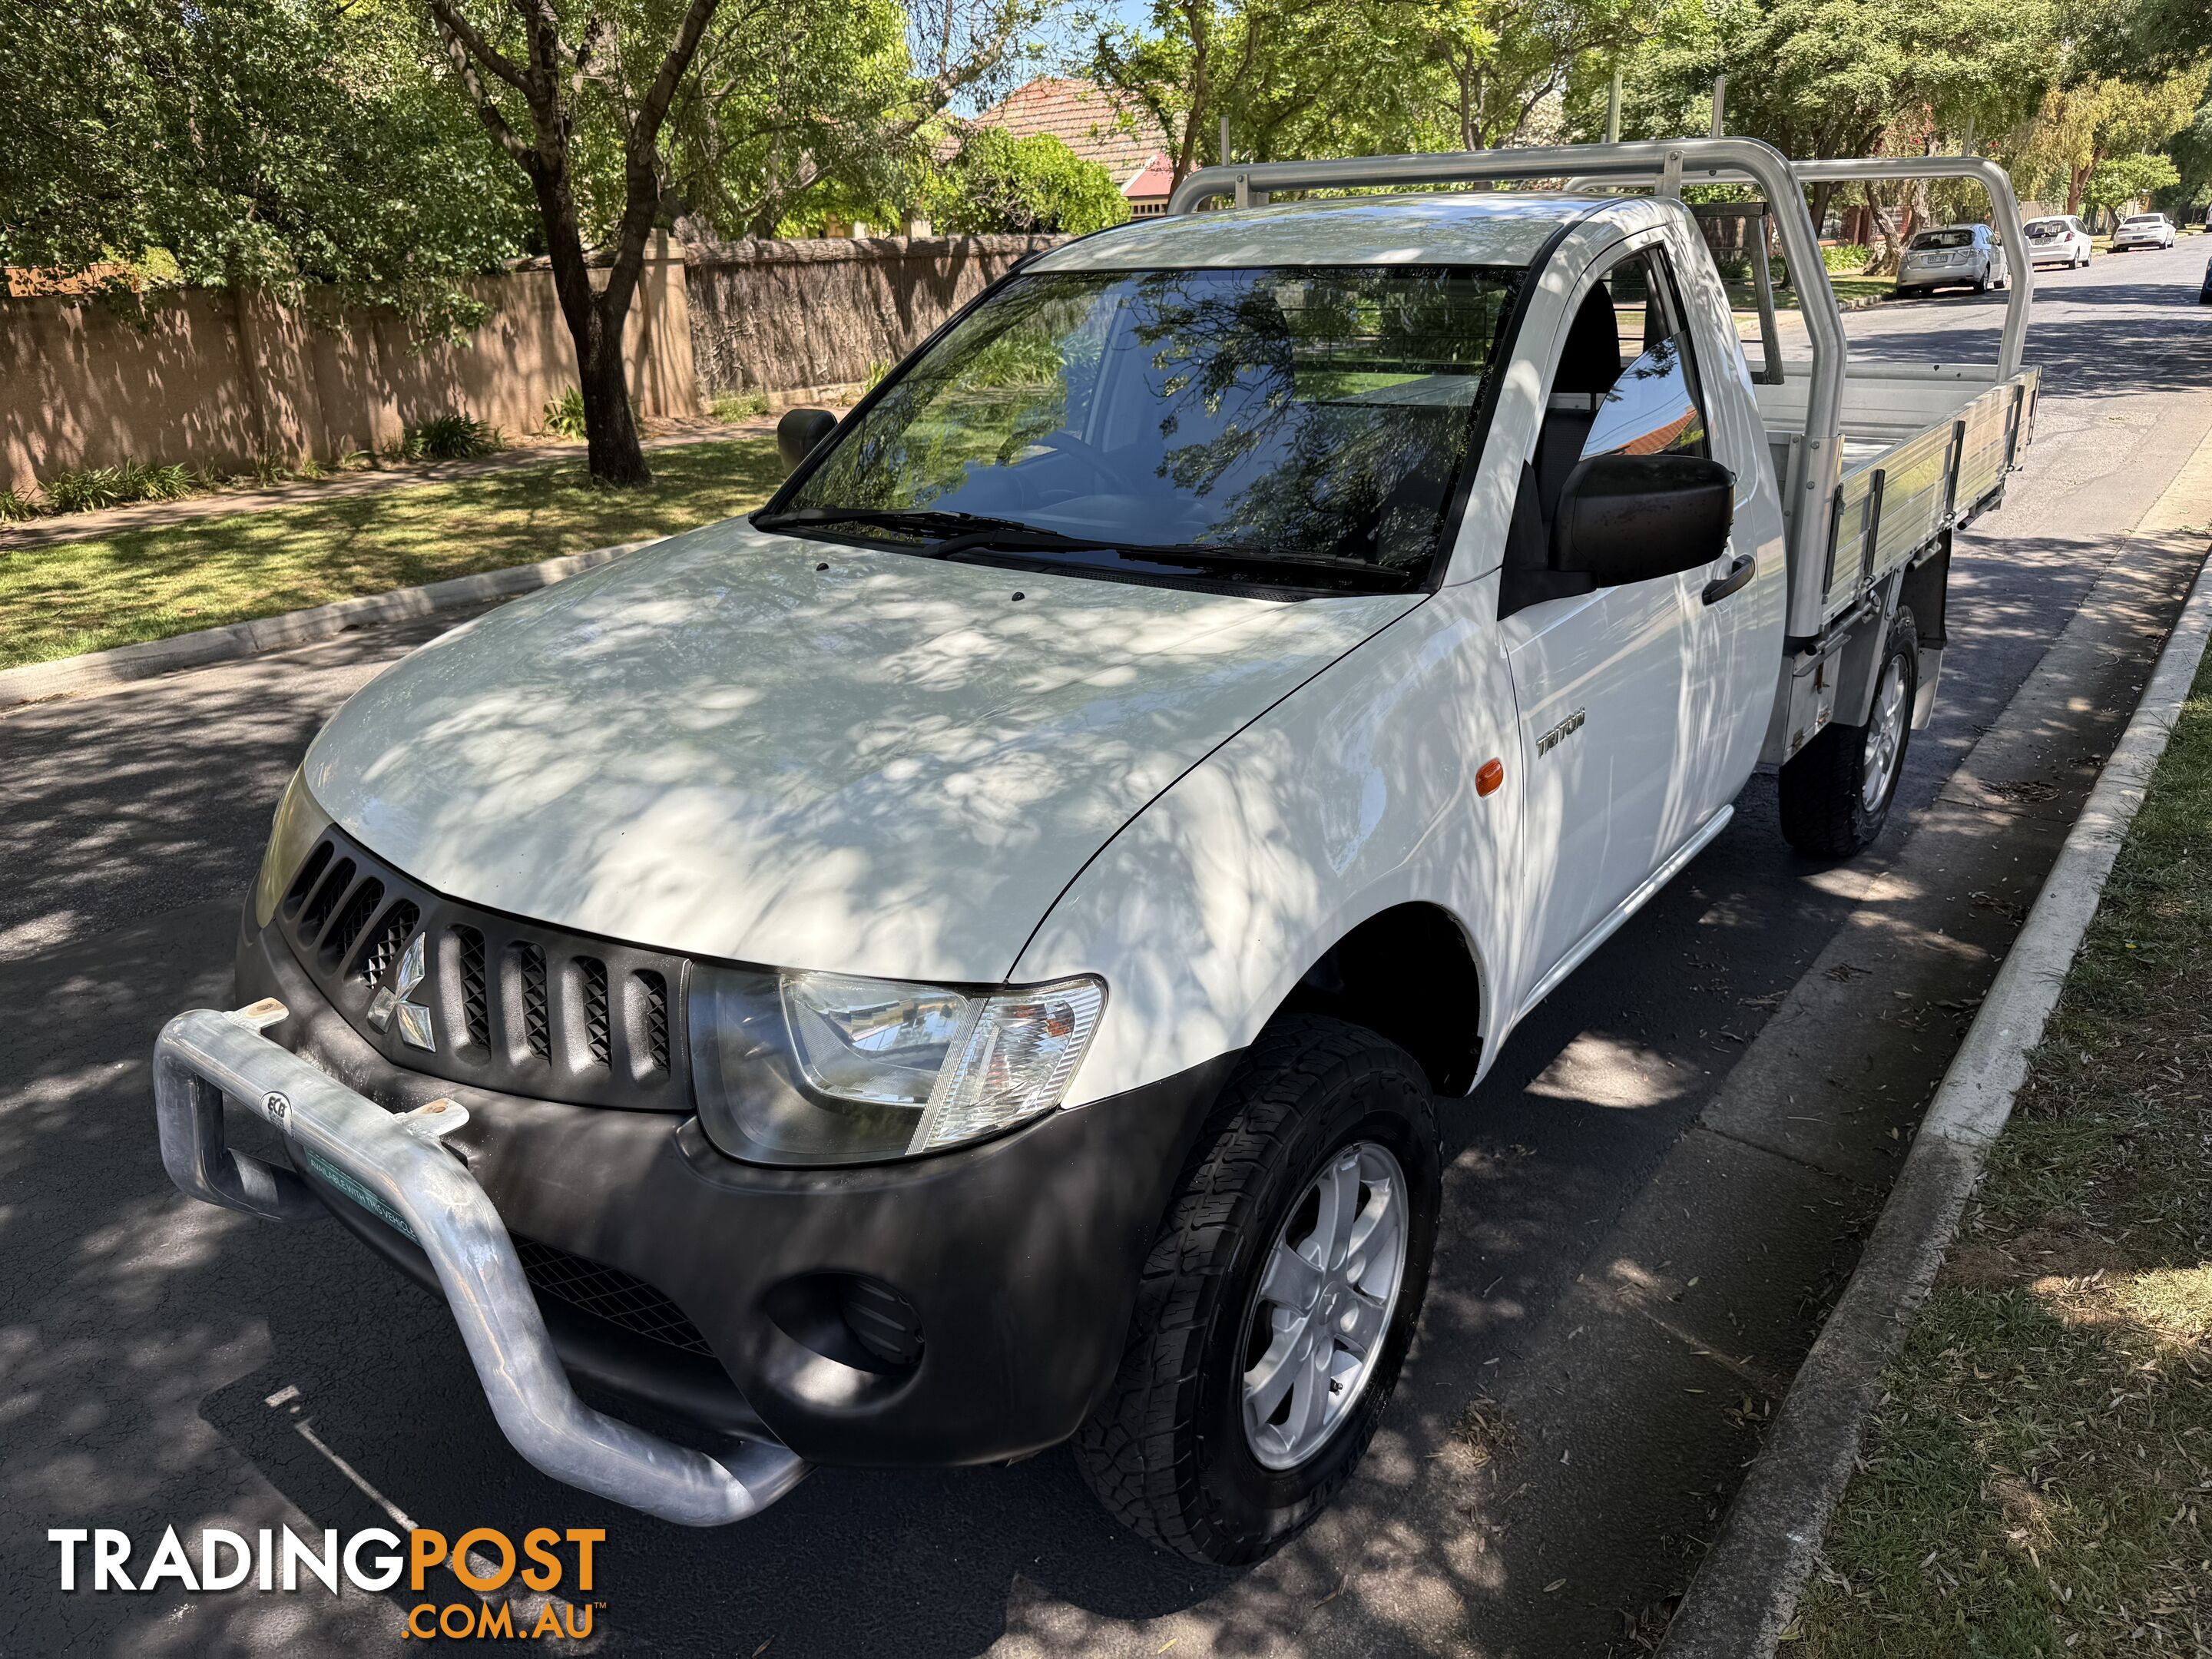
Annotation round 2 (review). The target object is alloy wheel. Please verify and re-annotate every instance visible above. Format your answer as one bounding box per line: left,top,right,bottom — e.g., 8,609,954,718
1861,651,1910,815
1240,1141,1409,1471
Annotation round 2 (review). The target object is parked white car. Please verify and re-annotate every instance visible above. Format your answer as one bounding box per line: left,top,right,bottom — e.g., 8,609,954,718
151,139,2039,1563
2112,213,2177,250
2023,214,2093,269
1896,224,2010,296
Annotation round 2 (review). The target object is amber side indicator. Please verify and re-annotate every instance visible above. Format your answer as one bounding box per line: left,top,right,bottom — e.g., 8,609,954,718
1476,758,1505,796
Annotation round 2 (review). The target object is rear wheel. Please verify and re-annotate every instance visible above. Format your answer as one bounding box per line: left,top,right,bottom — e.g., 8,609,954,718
1778,608,1918,858
1074,1016,1441,1565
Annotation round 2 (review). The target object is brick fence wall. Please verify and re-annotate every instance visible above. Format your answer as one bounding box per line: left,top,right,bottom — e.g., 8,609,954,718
684,233,1059,397
0,233,1064,495
0,248,694,495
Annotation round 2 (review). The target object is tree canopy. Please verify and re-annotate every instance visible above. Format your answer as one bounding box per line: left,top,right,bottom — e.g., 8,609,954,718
0,0,532,333
926,129,1131,233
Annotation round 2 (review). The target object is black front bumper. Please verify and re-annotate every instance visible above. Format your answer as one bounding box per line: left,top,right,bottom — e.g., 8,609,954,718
237,912,1231,1468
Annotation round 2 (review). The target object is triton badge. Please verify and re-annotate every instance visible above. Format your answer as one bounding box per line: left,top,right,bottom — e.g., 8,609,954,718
366,932,436,1051
1535,707,1586,757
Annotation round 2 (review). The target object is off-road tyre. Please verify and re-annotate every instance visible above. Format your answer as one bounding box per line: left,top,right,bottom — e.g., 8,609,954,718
1072,1015,1441,1565
1778,606,1919,858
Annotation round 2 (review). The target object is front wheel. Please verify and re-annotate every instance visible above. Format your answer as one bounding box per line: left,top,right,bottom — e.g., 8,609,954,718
1778,608,1918,858
1074,1016,1441,1565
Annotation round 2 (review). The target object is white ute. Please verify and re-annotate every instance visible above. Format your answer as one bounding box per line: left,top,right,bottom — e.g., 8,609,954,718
154,139,2038,1563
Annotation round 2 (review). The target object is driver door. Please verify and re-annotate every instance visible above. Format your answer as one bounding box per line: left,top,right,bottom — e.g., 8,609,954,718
1498,246,1710,1002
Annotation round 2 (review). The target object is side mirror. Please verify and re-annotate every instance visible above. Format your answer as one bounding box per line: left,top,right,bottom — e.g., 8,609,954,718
777,407,839,475
1552,452,1734,585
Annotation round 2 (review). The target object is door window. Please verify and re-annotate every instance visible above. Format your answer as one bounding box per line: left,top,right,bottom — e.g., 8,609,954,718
1579,250,1710,462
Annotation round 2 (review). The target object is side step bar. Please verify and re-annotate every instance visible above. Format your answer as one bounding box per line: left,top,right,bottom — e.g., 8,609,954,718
154,1000,808,1528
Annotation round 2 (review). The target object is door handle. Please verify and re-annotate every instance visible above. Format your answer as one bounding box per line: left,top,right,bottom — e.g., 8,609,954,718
1702,553,1756,606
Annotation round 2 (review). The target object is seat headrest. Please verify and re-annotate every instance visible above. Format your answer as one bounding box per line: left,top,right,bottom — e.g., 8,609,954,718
1552,290,1624,396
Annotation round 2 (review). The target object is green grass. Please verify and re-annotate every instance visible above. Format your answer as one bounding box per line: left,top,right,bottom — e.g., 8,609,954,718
1828,276,1897,305
0,436,784,670
707,390,769,422
1726,273,1896,320
1792,647,2212,1656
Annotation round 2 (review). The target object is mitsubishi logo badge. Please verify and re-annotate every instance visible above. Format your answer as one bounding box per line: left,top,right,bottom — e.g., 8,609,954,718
366,932,436,1051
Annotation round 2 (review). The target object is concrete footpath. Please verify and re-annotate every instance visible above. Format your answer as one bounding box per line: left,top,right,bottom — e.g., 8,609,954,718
1662,427,2212,1654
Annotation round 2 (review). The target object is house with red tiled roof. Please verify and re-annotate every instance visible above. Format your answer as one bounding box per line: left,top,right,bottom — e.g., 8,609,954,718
970,78,1179,217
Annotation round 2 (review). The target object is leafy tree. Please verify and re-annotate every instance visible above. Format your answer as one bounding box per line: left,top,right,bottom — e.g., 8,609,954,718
1618,0,2058,246
663,0,1048,240
1417,0,1677,151
0,0,531,335
2076,0,2212,84
2084,149,2180,211
927,130,1131,234
2006,70,2205,213
662,0,918,239
1622,0,2055,159
1087,0,1384,187
423,0,743,486
2167,94,2212,210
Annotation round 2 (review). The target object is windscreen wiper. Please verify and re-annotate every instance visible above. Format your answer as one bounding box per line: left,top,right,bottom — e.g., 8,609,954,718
757,506,1413,591
752,507,1048,542
1118,543,1412,588
937,531,1414,591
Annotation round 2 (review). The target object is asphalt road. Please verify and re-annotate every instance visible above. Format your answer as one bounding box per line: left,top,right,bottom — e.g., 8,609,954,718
3,235,2210,1658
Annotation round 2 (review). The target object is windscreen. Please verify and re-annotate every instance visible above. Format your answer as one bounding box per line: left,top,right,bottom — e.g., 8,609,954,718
2122,215,2161,226
780,263,1528,589
2025,220,2065,238
1911,230,1975,250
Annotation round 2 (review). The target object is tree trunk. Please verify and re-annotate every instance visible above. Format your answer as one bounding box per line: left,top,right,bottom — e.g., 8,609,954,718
423,0,719,491
576,300,648,486
528,157,653,488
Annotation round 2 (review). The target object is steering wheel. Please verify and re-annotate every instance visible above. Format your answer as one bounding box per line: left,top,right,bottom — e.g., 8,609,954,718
1031,432,1121,491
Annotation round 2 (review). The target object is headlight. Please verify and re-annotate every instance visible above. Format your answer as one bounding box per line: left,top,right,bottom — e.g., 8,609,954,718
252,767,335,929
688,965,1104,1165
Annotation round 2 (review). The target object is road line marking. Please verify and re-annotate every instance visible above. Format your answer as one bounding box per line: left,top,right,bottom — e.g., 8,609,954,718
289,1417,419,1533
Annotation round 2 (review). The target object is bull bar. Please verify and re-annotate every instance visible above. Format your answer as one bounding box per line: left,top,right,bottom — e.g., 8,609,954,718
153,998,810,1527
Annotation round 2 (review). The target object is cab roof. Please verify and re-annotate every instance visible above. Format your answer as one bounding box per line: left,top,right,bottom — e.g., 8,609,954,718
1028,192,1617,273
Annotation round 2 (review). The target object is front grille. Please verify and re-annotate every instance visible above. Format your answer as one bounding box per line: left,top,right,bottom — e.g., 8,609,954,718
356,902,418,987
300,856,354,938
514,1237,714,1356
578,958,611,1066
270,824,690,1111
455,926,488,1048
322,879,385,972
636,972,670,1073
283,842,333,919
518,945,551,1059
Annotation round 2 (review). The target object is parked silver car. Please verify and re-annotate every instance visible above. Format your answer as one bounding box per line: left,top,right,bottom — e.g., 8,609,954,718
2023,214,2092,269
1896,224,2010,296
2112,213,2177,250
